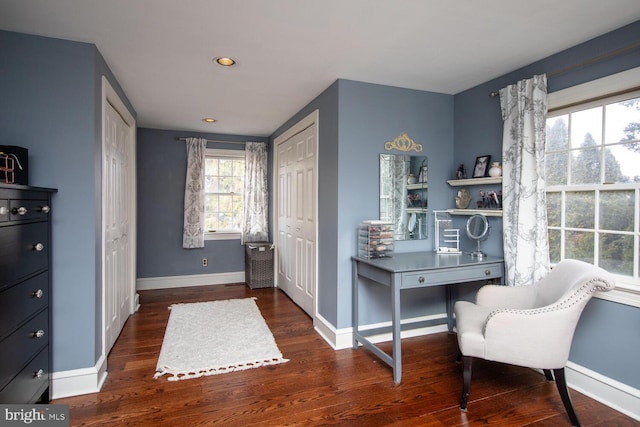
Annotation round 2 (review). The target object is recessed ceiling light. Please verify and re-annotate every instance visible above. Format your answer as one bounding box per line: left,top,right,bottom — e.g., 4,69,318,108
214,57,236,67
202,118,217,123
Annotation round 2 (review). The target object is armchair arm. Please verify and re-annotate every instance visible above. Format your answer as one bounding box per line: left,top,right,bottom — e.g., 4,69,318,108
476,284,536,309
482,305,582,369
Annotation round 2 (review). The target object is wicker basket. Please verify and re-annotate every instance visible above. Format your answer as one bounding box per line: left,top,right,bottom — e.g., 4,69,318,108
245,242,274,289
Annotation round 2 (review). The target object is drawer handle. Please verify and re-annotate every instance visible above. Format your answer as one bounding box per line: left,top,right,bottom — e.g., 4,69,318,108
485,269,491,276
38,205,51,214
418,276,425,283
14,206,28,215
0,206,7,215
34,369,45,379
33,329,45,338
32,289,44,298
34,243,45,251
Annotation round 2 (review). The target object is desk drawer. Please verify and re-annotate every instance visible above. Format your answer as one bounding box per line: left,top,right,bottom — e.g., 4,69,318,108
402,263,503,288
9,199,51,221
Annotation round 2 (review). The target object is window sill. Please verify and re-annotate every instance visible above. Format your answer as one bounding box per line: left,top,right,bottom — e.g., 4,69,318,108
594,282,640,308
205,232,241,241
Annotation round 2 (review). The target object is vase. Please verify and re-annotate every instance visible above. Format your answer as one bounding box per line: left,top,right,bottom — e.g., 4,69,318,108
407,174,417,185
488,162,502,177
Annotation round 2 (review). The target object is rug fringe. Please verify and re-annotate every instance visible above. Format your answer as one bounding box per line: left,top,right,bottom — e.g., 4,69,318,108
154,357,289,381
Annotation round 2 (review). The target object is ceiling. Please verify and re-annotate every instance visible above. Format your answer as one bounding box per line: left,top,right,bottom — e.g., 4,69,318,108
1,1,640,137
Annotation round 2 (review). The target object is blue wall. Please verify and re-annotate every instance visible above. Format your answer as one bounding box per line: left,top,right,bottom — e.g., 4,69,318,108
136,128,268,278
454,20,640,388
0,30,135,371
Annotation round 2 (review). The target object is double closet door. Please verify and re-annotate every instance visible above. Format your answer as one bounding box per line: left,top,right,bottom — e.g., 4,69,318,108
276,121,317,318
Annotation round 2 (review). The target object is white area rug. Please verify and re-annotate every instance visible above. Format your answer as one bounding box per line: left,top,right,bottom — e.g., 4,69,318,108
154,298,288,381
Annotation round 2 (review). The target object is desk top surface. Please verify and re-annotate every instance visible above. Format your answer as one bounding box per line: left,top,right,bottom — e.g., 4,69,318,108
353,251,504,273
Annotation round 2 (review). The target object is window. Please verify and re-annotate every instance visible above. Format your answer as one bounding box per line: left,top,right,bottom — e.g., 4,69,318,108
545,79,640,305
204,149,244,240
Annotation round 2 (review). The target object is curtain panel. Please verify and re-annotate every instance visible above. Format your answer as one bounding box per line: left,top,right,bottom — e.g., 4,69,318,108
242,142,269,244
182,137,207,248
499,74,550,286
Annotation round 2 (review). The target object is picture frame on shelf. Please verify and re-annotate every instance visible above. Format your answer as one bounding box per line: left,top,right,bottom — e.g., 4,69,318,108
472,155,491,178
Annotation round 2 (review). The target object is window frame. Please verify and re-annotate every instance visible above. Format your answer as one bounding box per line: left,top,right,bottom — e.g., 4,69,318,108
204,148,245,241
546,67,640,307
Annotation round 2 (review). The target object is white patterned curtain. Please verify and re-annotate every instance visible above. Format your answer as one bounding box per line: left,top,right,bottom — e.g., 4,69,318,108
182,137,207,248
499,74,550,286
242,142,269,244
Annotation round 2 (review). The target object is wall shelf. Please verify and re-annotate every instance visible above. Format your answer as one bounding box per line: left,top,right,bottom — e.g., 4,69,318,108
406,208,428,214
447,177,502,186
406,183,428,190
447,208,503,217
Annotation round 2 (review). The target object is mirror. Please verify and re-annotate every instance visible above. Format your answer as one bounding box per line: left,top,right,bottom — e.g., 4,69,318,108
379,154,428,240
466,214,490,258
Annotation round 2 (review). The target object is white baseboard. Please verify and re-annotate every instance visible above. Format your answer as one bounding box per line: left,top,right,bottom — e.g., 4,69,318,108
566,361,640,421
136,272,245,290
314,313,449,350
51,355,107,399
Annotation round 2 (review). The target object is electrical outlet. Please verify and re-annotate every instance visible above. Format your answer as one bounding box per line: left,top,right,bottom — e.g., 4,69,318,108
201,258,208,267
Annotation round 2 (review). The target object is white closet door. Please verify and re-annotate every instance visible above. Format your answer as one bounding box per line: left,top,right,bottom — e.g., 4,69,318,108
104,101,133,354
276,120,317,317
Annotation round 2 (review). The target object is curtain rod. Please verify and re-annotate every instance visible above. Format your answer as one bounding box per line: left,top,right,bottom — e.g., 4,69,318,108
489,41,640,97
175,137,245,145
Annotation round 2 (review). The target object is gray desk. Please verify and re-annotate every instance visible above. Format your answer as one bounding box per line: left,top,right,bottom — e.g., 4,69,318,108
352,252,504,383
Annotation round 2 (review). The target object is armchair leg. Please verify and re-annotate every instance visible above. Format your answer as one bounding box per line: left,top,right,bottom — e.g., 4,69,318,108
553,368,580,427
543,369,554,381
460,356,472,411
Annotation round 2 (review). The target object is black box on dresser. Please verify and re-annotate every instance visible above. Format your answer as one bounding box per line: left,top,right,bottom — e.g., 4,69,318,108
0,184,56,403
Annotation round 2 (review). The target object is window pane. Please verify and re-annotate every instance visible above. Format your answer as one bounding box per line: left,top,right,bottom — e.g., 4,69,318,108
546,192,561,227
546,115,569,152
571,147,601,184
233,159,245,177
605,143,640,183
545,152,568,185
219,159,233,175
570,107,602,148
205,158,218,175
548,229,561,264
605,97,640,144
232,176,244,194
599,233,634,275
565,192,594,229
600,190,634,231
565,230,594,263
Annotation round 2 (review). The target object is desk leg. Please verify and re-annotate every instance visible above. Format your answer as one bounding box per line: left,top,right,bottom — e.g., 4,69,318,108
446,284,455,332
391,273,402,383
352,259,359,349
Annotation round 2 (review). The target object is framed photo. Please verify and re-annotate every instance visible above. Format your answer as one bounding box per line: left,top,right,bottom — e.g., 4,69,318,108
472,155,491,178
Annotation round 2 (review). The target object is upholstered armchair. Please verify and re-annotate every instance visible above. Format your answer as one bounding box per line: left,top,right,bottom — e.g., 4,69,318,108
454,259,615,426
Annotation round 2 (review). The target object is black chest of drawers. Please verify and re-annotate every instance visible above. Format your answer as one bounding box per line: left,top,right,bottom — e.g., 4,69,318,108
0,184,56,403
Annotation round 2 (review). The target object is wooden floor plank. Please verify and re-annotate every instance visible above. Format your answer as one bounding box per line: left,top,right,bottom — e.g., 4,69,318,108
52,284,636,426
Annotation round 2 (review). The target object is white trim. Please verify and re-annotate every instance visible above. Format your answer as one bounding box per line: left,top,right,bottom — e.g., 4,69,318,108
204,232,241,241
101,76,137,364
136,272,245,290
51,355,107,399
314,313,449,350
548,66,640,109
566,361,640,421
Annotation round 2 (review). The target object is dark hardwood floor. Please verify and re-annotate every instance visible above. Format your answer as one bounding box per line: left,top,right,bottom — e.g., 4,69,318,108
53,284,636,426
